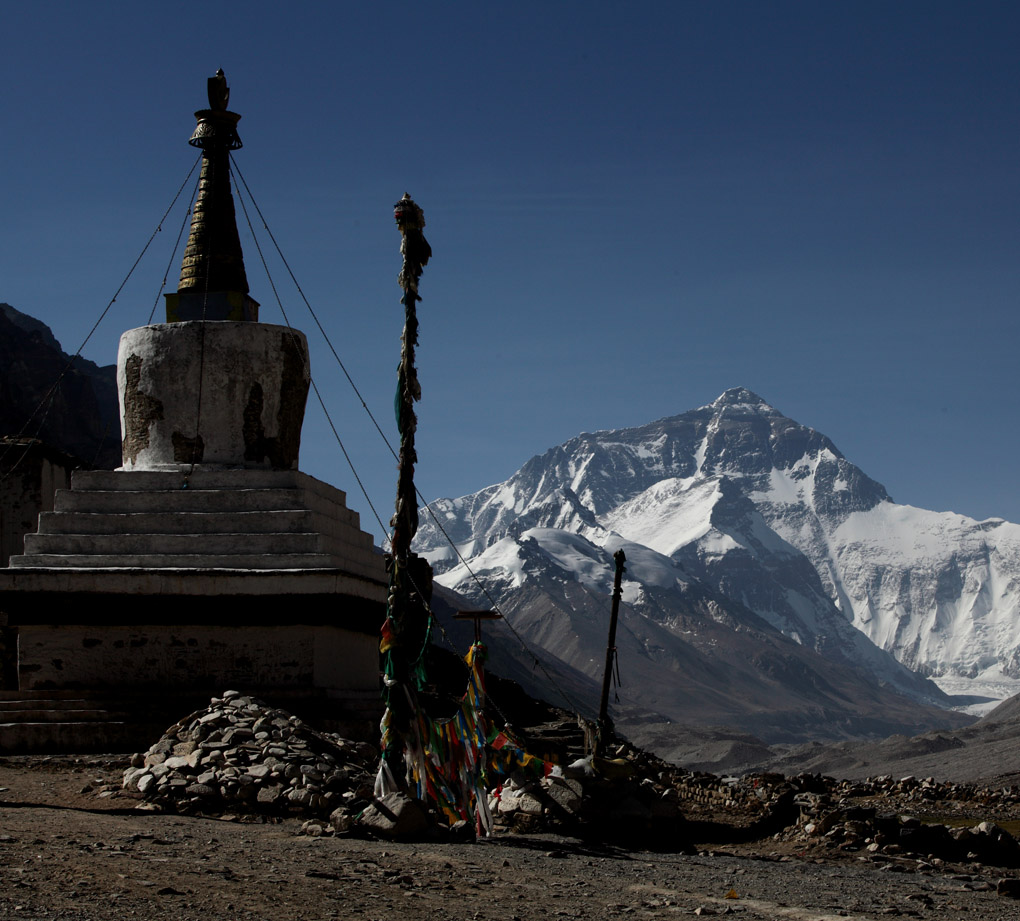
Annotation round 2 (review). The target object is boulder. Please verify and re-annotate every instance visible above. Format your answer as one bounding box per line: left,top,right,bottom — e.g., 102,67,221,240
358,793,429,839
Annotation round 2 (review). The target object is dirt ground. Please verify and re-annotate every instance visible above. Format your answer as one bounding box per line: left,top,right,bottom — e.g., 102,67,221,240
5,755,1020,920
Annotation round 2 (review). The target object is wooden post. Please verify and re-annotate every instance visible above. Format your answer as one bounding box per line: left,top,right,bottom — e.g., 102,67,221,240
379,194,433,794
597,549,626,753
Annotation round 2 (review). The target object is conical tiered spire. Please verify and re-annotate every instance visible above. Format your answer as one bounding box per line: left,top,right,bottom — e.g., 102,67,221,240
165,70,259,322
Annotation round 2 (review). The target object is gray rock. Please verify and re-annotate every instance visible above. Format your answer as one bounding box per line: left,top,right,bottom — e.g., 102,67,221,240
358,792,428,839
543,779,582,814
998,879,1020,898
256,785,284,805
185,783,216,797
329,808,355,834
122,767,146,791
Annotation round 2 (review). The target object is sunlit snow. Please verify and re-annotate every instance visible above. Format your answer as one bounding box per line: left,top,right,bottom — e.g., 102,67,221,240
603,477,720,556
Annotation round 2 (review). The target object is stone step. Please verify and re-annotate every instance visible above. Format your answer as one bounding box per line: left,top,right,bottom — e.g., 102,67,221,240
0,721,141,753
23,531,323,556
8,552,343,569
0,707,127,722
67,470,358,520
51,486,365,532
55,487,326,514
71,468,337,494
0,690,96,701
0,687,382,754
36,506,368,538
0,696,98,710
37,508,320,535
0,691,141,752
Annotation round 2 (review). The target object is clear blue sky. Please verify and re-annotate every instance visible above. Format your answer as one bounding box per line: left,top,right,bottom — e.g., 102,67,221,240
2,1,1017,539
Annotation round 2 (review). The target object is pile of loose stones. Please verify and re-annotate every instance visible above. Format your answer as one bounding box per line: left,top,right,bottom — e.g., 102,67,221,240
122,690,376,817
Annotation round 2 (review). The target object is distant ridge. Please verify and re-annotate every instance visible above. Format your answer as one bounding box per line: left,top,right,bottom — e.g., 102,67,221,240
0,303,119,468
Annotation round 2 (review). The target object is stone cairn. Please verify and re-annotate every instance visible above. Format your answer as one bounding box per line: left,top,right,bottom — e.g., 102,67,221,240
123,691,377,820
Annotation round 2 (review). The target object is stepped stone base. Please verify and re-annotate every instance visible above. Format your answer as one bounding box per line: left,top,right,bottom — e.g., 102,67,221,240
8,467,382,576
0,690,137,753
0,467,388,734
0,688,381,754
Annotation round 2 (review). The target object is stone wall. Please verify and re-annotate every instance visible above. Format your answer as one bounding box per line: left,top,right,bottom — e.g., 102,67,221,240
0,439,76,567
16,623,377,697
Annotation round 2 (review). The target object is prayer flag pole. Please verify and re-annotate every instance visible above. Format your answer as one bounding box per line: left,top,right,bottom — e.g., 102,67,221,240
597,549,626,754
378,194,433,796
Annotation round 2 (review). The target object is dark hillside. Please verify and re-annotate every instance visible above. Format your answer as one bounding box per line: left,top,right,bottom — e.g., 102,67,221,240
0,303,119,468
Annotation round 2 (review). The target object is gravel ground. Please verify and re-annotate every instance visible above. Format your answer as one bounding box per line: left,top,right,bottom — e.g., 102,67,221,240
5,756,1020,920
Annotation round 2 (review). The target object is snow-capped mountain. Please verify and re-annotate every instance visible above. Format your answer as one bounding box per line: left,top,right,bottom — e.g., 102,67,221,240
416,388,1020,741
427,522,970,755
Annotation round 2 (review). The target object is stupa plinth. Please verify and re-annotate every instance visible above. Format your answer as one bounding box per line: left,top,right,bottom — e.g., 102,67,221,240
0,73,387,745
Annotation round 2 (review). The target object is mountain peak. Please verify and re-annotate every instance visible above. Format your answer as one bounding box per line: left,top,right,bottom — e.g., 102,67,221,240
0,302,60,353
709,388,772,411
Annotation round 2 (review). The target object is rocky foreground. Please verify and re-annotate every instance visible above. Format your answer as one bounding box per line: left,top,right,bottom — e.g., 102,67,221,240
7,691,1020,918
6,753,1020,920
113,693,1020,873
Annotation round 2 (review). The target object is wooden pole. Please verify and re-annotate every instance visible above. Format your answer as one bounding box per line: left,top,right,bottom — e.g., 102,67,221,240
597,549,626,752
379,194,432,794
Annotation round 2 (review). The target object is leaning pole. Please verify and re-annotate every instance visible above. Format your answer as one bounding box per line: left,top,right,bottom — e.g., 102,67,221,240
378,194,433,795
597,549,626,754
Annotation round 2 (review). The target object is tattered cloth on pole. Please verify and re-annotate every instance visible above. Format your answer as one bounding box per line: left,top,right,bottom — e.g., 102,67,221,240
489,730,559,779
376,640,565,835
412,643,493,833
377,642,494,834
388,192,430,564
394,192,431,300
379,193,433,792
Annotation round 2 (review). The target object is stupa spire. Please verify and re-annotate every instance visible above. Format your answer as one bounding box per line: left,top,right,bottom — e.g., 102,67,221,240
165,70,259,322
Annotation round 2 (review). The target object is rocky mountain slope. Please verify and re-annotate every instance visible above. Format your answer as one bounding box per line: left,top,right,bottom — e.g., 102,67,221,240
0,303,120,468
416,389,1018,752
759,689,1020,783
430,543,968,759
